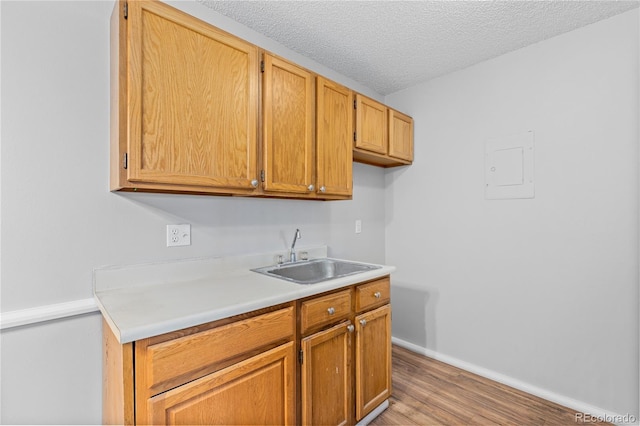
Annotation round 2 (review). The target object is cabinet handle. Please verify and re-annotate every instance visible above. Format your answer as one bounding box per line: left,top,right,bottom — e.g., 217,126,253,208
374,291,382,299
308,184,315,191
250,179,259,188
319,186,326,193
347,324,354,333
327,307,335,315
359,319,367,327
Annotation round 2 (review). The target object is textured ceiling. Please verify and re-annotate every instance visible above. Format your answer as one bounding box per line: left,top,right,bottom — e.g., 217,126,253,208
199,0,639,95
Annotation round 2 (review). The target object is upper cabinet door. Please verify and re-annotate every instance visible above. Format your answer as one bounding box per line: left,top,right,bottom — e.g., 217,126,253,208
355,95,387,154
126,1,259,190
388,109,414,162
316,77,353,198
262,55,315,194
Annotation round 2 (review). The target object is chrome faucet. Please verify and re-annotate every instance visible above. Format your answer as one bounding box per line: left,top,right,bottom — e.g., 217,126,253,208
290,229,301,262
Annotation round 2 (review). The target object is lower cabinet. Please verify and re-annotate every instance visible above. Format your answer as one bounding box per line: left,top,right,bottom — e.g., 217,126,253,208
301,322,353,426
299,277,392,425
148,342,296,425
355,305,392,420
103,304,296,425
103,276,392,425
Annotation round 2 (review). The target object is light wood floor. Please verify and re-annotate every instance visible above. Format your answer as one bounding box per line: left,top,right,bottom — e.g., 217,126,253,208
370,345,610,426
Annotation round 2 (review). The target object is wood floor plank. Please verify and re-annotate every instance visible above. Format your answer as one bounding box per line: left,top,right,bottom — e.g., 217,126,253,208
369,345,612,426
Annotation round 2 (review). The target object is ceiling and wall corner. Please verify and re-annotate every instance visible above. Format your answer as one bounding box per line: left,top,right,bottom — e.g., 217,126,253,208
199,0,639,95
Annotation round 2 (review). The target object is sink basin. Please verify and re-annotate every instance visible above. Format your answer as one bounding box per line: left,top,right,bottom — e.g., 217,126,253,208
251,258,381,285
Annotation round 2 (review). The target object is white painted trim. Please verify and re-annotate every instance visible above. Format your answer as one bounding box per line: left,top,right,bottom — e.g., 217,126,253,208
392,337,637,426
0,298,99,330
356,400,389,426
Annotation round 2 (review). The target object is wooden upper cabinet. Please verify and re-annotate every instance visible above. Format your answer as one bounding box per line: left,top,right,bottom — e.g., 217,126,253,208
112,0,260,193
262,54,315,195
316,77,353,198
355,95,388,154
111,0,402,197
389,109,414,162
353,93,414,168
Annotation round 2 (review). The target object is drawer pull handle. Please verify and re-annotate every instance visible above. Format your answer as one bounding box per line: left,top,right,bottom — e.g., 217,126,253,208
327,307,336,315
347,324,354,333
374,291,382,299
360,319,367,327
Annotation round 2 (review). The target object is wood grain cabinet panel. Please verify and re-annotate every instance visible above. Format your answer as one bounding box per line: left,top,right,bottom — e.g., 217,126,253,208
262,54,315,195
355,95,387,154
300,289,351,334
298,276,393,425
355,304,392,421
112,0,260,194
103,303,296,425
137,307,294,396
301,322,353,426
353,93,414,168
355,277,390,313
316,77,353,198
148,342,296,426
389,109,414,162
112,1,412,197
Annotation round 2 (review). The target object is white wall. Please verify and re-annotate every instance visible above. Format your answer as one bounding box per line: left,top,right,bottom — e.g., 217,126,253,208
385,9,639,418
0,1,386,423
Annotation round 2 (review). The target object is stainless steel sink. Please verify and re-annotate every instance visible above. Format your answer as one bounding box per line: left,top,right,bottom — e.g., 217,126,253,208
251,258,381,285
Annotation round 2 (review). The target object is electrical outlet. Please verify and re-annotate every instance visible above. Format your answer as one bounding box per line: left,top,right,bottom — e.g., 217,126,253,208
355,219,362,234
167,224,191,247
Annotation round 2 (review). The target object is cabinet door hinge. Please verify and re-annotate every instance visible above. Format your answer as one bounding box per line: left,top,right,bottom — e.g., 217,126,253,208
298,350,304,364
354,99,357,109
353,132,357,142
123,153,128,170
260,170,265,182
123,2,128,19
260,60,264,73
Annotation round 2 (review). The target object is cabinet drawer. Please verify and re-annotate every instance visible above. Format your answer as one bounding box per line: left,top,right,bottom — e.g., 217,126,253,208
301,289,351,334
355,277,390,312
148,342,296,425
141,306,294,395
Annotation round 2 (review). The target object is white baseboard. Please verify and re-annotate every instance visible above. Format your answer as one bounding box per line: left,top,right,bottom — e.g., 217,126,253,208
0,298,98,330
391,337,637,426
356,400,389,426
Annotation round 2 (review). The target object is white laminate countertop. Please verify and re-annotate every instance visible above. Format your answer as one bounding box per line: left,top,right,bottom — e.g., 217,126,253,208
94,246,395,344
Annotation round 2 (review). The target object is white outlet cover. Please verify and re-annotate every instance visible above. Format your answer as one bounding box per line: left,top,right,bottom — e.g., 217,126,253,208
167,224,191,247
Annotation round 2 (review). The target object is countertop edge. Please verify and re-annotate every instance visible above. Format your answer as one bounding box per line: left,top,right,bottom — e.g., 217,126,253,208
95,255,395,344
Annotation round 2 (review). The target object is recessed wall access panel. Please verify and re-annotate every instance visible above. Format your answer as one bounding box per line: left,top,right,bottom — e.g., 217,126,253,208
485,131,534,200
